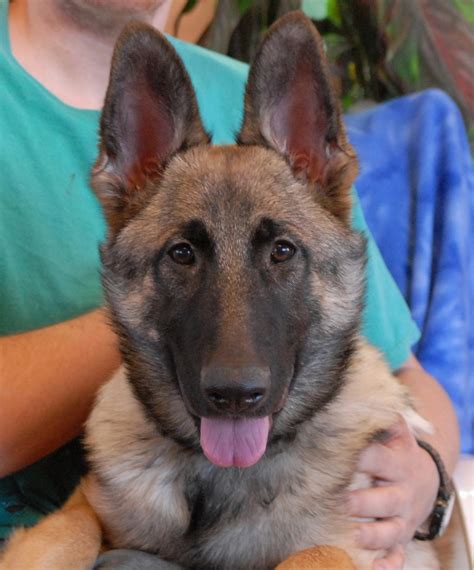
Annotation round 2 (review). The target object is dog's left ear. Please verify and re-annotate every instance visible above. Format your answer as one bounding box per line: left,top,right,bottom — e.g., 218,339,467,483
92,22,209,237
238,12,357,224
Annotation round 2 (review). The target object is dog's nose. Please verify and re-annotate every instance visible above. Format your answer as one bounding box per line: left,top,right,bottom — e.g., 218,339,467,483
201,366,270,414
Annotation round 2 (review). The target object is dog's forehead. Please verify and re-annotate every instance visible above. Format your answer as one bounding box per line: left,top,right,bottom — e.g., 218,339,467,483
117,145,342,260
148,145,318,234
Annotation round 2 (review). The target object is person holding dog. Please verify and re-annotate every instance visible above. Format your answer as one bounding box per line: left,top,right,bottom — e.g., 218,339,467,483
0,1,460,569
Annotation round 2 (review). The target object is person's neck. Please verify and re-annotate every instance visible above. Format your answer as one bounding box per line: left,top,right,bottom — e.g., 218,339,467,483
8,0,171,110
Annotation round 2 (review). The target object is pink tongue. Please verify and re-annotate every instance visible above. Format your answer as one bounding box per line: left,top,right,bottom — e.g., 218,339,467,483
200,416,270,468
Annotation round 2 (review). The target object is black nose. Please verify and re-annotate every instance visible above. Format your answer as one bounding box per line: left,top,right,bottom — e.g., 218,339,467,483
201,366,270,414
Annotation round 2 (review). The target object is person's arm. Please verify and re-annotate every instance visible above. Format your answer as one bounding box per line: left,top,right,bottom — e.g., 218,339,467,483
347,354,460,570
0,309,121,477
396,354,460,475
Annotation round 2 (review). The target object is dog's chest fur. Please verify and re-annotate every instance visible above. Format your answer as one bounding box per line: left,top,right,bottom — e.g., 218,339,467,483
84,340,437,570
85,374,349,569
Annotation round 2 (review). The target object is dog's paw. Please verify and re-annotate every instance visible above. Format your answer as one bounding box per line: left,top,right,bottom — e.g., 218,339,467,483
92,549,184,570
276,546,358,569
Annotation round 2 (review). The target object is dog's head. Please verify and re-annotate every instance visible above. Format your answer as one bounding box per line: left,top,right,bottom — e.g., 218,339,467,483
92,13,366,468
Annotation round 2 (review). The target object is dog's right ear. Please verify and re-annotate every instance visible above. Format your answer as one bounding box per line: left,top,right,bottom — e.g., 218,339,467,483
92,22,209,237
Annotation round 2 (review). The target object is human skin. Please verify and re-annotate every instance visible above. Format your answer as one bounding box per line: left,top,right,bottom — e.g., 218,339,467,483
351,356,460,570
0,2,460,568
7,0,172,109
0,309,120,476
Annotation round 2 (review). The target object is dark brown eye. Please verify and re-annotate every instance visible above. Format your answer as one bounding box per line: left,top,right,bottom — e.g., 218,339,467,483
271,241,296,263
168,243,195,265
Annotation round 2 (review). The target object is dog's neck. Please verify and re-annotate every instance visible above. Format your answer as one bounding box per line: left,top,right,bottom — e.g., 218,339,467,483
8,0,171,110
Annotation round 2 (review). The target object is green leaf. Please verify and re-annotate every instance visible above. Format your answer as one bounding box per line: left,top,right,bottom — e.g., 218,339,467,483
327,0,341,26
182,0,197,13
301,0,328,20
453,0,474,24
237,0,254,15
322,32,351,59
408,53,420,84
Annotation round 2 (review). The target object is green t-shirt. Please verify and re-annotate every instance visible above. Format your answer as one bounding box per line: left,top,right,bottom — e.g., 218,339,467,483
0,0,419,537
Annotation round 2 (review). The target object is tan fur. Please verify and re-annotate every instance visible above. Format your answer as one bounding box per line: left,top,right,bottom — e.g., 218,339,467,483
0,487,102,570
276,545,358,569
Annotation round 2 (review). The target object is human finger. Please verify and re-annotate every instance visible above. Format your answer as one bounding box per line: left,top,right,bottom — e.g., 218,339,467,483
356,443,403,481
373,544,405,570
354,517,406,550
358,417,418,472
347,486,404,519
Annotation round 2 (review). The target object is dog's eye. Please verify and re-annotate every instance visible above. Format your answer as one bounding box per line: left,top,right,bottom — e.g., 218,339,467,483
168,243,195,265
271,241,296,263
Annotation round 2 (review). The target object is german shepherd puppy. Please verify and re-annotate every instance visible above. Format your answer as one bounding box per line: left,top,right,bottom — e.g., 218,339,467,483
0,12,439,570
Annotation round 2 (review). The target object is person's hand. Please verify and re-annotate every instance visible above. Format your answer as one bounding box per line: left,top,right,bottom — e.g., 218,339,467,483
346,417,439,570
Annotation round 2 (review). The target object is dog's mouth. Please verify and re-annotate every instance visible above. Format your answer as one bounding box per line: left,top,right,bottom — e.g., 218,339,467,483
198,388,289,468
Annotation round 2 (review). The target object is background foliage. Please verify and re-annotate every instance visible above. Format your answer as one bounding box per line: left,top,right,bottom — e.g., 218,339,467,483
188,0,474,148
